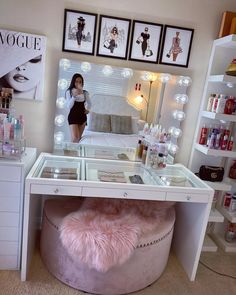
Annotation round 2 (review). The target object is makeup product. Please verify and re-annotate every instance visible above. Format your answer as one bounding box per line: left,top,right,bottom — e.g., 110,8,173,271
199,124,208,145
14,119,22,140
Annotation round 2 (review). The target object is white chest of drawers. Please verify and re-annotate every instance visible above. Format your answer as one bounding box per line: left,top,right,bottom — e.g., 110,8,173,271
0,148,36,270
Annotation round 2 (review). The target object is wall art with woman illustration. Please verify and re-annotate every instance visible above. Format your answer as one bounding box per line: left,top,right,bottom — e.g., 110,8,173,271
62,9,97,56
97,15,131,60
0,29,46,100
159,25,194,68
129,20,163,64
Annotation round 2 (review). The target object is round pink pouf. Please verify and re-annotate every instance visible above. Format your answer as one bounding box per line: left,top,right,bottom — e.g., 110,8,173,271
40,197,175,295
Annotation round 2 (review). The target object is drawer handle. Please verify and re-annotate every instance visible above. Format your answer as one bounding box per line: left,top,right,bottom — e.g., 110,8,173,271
123,192,128,198
54,188,59,194
186,195,191,201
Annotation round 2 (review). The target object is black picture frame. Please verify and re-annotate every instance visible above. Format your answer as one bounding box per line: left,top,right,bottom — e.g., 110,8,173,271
159,25,194,68
129,20,163,63
96,15,131,60
62,9,97,55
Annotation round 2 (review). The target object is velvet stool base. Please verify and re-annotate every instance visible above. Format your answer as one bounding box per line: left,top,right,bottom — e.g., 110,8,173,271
40,198,175,295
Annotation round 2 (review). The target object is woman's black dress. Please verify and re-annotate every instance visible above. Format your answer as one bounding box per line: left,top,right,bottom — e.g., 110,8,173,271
68,101,87,125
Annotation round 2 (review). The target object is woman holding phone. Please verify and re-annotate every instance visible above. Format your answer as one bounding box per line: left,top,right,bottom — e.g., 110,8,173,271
65,73,91,142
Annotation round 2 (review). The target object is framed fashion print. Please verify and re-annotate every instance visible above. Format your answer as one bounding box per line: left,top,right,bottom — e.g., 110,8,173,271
129,20,163,63
96,15,131,60
62,9,97,55
159,25,194,68
0,28,46,101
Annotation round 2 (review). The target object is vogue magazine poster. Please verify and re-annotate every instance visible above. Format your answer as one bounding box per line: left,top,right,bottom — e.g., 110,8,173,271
0,29,46,100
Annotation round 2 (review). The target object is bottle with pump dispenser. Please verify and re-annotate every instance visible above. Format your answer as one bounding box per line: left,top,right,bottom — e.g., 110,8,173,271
216,94,226,114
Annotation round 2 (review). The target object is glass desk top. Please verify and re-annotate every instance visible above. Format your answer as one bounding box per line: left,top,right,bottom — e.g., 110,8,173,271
53,143,137,161
53,142,175,164
33,155,81,180
150,165,207,188
32,153,211,191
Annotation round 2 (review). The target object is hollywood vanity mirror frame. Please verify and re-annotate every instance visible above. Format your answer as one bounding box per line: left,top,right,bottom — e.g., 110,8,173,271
54,58,190,160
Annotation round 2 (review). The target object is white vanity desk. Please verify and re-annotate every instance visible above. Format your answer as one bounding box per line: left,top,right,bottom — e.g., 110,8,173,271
21,147,214,282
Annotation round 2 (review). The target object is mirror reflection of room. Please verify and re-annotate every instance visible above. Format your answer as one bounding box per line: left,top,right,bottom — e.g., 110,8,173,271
54,58,190,161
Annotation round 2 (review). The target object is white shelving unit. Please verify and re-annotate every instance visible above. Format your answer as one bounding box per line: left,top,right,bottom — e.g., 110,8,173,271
189,34,236,252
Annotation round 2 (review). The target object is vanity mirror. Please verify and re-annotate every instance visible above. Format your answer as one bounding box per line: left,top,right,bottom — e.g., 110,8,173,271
54,58,191,159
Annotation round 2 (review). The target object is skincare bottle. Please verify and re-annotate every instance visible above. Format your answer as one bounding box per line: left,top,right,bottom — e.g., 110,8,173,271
14,119,22,141
0,121,4,141
19,115,25,138
216,94,226,114
141,146,148,164
135,139,142,159
227,136,234,151
138,137,145,158
3,117,11,142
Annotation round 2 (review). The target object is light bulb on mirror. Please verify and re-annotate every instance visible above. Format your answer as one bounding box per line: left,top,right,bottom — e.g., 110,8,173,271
168,143,179,154
81,62,91,73
141,71,157,82
226,82,234,88
174,94,189,104
168,126,182,138
172,110,186,121
173,127,182,138
58,79,68,90
135,95,144,104
121,68,133,78
56,97,66,109
102,65,113,76
55,115,65,127
168,126,175,135
59,59,71,70
54,131,65,144
159,73,172,83
176,76,192,87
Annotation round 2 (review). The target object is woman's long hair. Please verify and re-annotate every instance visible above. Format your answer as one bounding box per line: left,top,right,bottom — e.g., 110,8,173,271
67,73,84,96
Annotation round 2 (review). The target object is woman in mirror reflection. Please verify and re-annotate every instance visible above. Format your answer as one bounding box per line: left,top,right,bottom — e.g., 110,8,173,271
65,73,91,142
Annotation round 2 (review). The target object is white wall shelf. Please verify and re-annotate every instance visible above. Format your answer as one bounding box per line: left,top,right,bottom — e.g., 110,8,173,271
202,234,218,252
208,74,236,84
213,33,236,47
211,231,236,252
224,176,236,186
204,180,232,191
195,143,236,157
201,111,236,122
217,206,236,223
189,34,236,253
209,208,224,223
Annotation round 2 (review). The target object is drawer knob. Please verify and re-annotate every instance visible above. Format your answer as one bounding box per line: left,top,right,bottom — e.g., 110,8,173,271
123,192,128,197
54,188,59,194
186,195,191,201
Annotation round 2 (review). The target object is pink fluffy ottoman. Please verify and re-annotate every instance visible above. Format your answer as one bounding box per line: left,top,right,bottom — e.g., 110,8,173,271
40,197,175,295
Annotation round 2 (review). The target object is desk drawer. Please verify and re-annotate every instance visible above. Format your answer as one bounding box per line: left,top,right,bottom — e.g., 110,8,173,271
0,166,21,182
0,182,21,197
82,187,166,200
31,184,82,196
166,192,208,203
0,197,20,212
0,227,18,241
0,241,18,255
0,212,19,227
0,255,18,269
